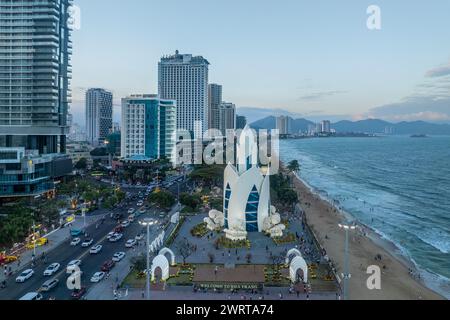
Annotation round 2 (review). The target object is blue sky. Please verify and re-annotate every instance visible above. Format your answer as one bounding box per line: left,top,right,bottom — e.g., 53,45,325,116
71,0,450,124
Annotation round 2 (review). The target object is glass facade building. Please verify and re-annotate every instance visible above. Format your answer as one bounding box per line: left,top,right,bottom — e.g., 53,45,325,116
0,0,73,200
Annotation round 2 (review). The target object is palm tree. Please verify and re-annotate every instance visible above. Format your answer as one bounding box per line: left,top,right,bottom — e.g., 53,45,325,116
287,160,300,173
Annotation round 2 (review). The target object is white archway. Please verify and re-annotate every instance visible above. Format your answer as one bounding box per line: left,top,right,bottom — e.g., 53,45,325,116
285,248,302,265
290,256,308,284
159,247,176,266
151,254,170,282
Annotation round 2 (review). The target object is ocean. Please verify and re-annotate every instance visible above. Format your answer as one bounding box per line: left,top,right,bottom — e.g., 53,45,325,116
280,135,450,299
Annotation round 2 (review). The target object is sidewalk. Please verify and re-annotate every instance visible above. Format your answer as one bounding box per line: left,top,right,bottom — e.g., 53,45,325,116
0,214,102,282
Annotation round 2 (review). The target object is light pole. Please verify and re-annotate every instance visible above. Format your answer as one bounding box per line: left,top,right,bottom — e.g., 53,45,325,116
139,218,157,300
338,222,356,300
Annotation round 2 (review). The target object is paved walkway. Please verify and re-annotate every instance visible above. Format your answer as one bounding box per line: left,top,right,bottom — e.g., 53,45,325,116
0,214,102,282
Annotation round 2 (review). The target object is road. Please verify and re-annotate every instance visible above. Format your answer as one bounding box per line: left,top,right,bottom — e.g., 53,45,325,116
0,199,161,300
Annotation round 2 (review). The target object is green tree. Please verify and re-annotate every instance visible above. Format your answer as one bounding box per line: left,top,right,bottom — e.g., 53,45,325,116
74,158,88,170
148,190,175,209
287,160,300,173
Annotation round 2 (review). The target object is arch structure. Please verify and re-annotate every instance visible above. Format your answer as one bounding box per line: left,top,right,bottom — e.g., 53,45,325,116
151,254,170,282
289,256,308,284
159,247,176,266
285,248,302,265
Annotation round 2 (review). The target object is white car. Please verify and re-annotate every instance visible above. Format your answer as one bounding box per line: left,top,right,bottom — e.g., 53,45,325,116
90,271,106,283
43,263,61,276
109,233,123,242
70,238,81,246
135,234,144,241
40,279,59,292
90,244,103,254
127,208,135,214
125,239,137,248
121,220,130,228
81,239,94,247
67,259,82,273
112,252,126,262
106,232,115,240
137,200,144,207
16,269,34,283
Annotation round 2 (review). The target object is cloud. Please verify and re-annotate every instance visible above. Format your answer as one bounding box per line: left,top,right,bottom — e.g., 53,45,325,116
298,90,347,101
425,62,450,78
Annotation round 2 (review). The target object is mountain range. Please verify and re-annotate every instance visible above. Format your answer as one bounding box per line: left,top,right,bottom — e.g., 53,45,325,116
250,116,450,135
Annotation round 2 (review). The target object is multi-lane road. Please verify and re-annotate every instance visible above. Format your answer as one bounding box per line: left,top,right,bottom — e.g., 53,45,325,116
0,202,159,300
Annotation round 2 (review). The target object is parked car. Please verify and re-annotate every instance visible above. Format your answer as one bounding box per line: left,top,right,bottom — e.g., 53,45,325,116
101,260,115,272
16,269,34,283
44,263,61,276
125,239,137,248
70,238,81,246
71,287,87,300
81,239,94,248
40,279,59,292
90,244,103,254
90,272,106,283
112,252,126,262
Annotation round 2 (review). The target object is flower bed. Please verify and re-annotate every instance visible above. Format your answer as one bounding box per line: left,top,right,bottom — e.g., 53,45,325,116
215,236,251,249
190,222,209,238
272,233,296,245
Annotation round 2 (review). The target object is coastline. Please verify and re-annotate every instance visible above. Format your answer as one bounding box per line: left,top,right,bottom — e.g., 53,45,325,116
284,168,444,300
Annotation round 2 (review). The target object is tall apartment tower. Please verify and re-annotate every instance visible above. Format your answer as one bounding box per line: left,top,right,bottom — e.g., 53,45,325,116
219,102,236,135
121,95,177,163
276,116,292,135
85,88,113,146
236,115,247,129
0,0,73,199
158,51,209,138
208,83,222,130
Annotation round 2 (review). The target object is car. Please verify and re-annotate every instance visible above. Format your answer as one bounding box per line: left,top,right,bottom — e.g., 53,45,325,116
90,271,106,283
127,208,135,214
121,220,130,228
19,292,43,301
125,239,137,248
90,244,103,254
128,214,135,222
44,263,61,276
135,234,144,241
112,252,126,262
114,225,124,233
40,279,59,292
138,207,146,215
106,232,115,240
16,269,34,283
137,200,144,207
71,229,83,237
67,259,82,273
71,287,87,300
81,239,94,247
101,260,115,272
70,238,81,246
109,233,123,242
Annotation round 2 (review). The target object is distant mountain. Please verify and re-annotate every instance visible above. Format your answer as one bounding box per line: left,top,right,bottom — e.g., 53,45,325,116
251,117,450,135
236,107,303,123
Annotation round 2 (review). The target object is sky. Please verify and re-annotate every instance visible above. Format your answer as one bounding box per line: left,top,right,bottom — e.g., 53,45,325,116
70,0,450,125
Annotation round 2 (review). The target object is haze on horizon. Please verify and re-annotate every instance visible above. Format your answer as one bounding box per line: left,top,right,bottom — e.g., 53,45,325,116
70,0,450,125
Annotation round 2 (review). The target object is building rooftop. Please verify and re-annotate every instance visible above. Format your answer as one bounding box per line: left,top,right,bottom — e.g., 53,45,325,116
160,50,210,65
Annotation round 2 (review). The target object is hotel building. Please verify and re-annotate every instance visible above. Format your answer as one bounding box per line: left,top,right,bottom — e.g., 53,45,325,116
85,88,113,146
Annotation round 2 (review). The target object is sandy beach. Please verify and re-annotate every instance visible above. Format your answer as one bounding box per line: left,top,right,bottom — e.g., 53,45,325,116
288,171,444,300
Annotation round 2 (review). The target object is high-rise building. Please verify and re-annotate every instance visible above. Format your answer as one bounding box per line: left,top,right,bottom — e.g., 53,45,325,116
208,84,222,130
236,115,247,129
321,120,331,133
158,51,209,137
0,0,73,200
85,88,113,146
121,95,176,162
219,102,236,135
276,116,292,135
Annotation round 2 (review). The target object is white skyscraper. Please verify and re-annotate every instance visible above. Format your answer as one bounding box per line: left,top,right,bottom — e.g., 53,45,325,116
276,116,292,135
85,88,113,146
158,51,209,138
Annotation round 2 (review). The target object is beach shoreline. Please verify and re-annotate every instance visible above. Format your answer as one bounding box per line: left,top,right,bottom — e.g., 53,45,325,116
285,168,444,300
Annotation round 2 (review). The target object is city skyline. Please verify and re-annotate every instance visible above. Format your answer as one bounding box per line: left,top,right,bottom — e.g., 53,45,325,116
70,0,450,125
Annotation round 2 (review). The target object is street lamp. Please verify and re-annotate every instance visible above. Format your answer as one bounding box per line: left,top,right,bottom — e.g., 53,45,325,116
338,222,356,301
139,218,158,300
